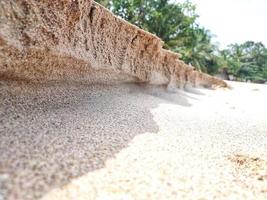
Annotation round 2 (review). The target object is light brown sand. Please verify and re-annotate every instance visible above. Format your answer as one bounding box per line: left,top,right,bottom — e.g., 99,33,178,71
0,80,267,200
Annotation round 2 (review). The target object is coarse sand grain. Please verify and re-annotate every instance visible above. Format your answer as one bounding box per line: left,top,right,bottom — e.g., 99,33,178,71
0,80,267,200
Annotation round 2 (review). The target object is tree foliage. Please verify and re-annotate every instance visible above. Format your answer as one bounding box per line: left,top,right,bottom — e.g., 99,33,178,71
219,42,267,82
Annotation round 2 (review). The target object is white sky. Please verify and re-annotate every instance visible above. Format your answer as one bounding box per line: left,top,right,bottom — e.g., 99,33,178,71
180,0,267,49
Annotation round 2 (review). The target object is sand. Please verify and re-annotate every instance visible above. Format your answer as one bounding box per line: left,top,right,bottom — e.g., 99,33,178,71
0,80,267,200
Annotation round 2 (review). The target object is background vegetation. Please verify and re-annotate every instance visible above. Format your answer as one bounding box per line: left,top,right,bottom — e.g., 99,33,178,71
96,0,267,83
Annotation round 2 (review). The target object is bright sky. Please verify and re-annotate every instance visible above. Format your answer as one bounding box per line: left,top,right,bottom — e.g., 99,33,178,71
180,0,267,49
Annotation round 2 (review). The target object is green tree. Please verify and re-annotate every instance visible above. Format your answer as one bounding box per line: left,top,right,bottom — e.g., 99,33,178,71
220,41,267,82
178,27,219,73
107,0,197,50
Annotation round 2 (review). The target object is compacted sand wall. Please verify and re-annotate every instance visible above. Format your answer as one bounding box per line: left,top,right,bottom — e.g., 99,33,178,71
0,0,226,88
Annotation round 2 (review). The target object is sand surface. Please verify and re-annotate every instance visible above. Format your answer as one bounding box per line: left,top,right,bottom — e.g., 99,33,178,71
0,80,267,200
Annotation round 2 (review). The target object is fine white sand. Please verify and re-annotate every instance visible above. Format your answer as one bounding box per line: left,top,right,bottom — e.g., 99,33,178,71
0,80,267,200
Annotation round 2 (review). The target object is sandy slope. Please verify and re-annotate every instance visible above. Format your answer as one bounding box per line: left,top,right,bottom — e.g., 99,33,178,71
0,80,267,200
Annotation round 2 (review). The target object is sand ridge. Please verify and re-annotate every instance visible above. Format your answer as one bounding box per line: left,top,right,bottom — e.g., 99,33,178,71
0,0,226,88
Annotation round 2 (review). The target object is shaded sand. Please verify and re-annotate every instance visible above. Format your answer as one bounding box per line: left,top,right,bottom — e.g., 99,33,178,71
0,81,267,200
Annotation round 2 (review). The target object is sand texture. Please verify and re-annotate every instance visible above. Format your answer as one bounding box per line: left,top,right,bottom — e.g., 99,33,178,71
0,80,267,200
0,0,226,88
0,1,265,199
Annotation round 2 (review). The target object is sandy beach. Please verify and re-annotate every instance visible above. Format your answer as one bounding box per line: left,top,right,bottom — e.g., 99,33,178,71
0,80,267,200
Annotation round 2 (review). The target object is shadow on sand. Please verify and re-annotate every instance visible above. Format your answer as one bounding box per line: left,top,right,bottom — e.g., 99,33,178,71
0,80,205,200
